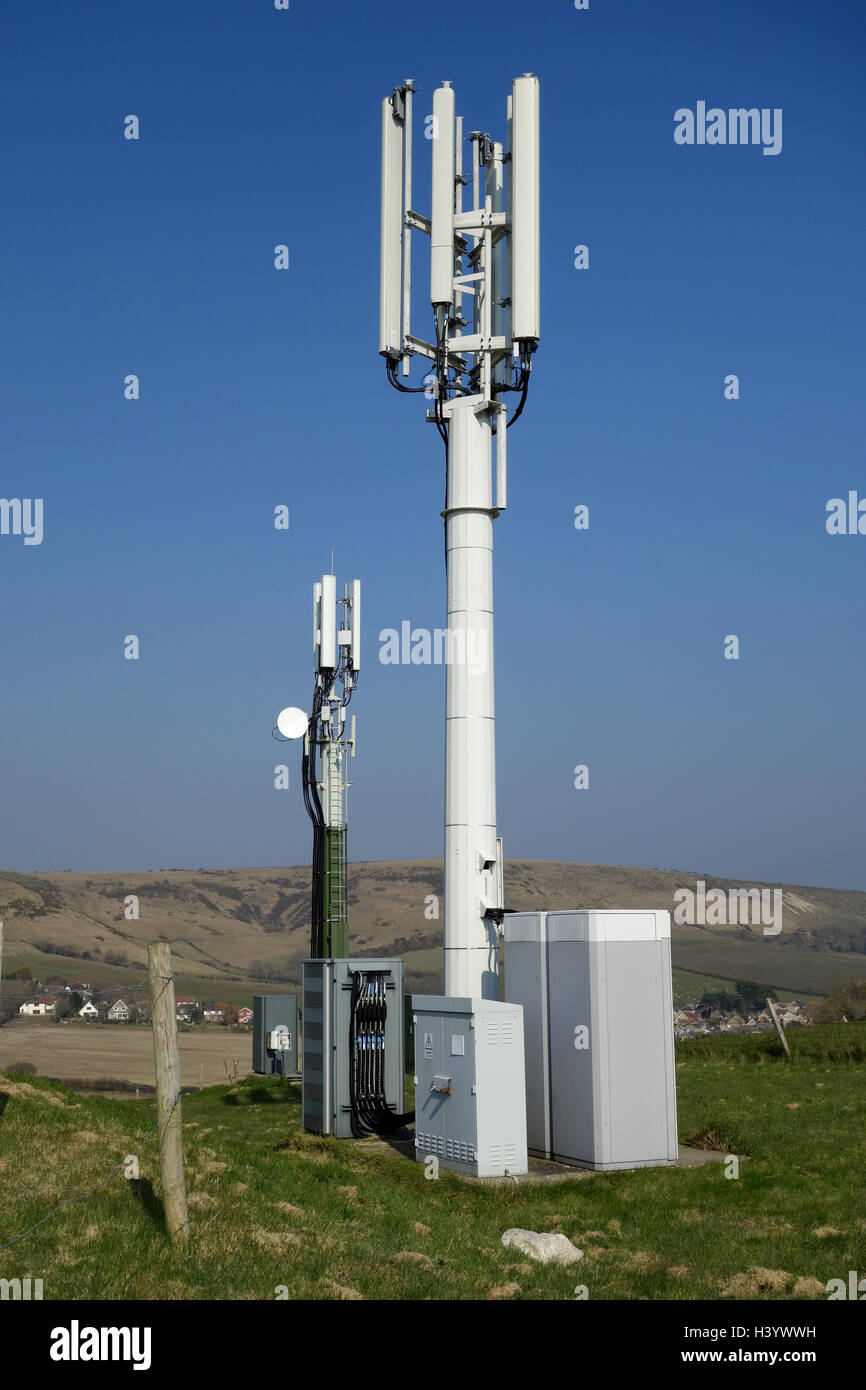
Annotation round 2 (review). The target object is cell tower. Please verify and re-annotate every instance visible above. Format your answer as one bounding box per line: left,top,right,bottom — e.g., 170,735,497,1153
275,573,360,958
276,579,410,1141
380,75,541,999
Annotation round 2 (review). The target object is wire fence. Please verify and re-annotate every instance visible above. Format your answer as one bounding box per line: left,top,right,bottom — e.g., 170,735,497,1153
0,1091,181,1254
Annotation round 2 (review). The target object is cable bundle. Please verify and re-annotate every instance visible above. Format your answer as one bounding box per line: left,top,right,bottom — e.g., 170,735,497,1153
301,680,326,957
301,668,358,958
348,970,414,1137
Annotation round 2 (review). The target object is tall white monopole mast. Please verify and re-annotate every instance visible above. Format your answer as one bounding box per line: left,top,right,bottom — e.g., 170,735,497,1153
379,75,540,999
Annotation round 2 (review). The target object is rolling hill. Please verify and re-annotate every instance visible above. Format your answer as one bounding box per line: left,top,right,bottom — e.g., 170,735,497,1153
1,860,864,1004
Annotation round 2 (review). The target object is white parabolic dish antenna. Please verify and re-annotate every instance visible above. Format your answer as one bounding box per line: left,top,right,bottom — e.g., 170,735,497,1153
276,706,309,740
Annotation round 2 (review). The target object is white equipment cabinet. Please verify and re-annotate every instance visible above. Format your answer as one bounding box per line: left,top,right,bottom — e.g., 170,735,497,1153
412,996,528,1178
504,910,678,1170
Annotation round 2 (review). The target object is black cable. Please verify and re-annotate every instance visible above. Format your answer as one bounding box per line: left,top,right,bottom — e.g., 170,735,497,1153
385,356,429,394
505,367,531,427
347,970,414,1135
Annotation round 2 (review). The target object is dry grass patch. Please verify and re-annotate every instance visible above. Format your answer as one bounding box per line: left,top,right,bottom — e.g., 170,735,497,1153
0,1079,72,1106
251,1229,303,1253
319,1278,363,1300
741,1217,793,1235
274,1201,305,1218
720,1267,792,1297
627,1251,662,1271
792,1276,826,1298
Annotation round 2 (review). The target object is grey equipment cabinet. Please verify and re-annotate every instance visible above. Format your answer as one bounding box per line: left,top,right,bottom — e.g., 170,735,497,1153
302,958,405,1137
505,910,678,1170
252,994,298,1076
412,995,528,1178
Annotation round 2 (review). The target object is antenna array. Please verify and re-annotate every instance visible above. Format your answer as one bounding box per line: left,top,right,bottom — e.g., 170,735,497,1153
379,75,541,1000
380,76,540,443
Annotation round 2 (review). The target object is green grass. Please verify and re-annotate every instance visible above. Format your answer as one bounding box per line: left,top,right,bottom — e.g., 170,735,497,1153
1,1024,864,1301
671,967,820,1007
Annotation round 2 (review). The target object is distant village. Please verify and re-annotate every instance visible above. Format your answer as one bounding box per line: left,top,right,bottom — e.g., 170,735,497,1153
15,980,253,1028
11,975,812,1039
674,1000,811,1040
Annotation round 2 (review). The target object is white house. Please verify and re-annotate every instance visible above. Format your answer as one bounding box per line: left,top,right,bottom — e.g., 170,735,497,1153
18,996,58,1017
107,999,130,1022
78,1001,99,1019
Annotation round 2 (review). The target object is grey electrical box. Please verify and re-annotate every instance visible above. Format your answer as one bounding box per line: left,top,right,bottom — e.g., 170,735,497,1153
302,958,405,1138
413,995,528,1178
505,911,678,1170
252,994,299,1076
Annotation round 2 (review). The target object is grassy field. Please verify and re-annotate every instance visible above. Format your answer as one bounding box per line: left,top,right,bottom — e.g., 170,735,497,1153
669,967,818,1006
1,1024,864,1301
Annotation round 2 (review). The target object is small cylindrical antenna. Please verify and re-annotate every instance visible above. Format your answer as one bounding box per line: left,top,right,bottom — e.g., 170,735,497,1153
454,114,464,329
487,139,505,384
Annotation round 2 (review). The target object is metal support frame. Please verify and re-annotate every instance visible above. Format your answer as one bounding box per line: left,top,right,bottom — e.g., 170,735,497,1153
321,732,349,958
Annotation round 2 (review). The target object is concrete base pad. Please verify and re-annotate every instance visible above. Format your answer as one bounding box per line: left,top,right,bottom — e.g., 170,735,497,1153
352,1134,732,1183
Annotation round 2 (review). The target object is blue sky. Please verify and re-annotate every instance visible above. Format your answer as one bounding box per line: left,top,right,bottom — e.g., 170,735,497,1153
1,0,864,888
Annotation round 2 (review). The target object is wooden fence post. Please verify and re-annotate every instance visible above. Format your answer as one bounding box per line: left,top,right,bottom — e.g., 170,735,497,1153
148,942,189,1243
766,996,792,1060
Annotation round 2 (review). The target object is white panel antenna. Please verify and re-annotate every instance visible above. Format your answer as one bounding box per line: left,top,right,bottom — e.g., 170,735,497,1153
347,578,361,671
510,74,540,343
430,83,456,309
319,573,337,671
313,579,322,669
379,96,404,356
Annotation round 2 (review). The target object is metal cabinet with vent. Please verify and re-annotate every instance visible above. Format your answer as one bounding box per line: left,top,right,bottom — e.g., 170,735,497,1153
505,910,678,1170
412,995,528,1178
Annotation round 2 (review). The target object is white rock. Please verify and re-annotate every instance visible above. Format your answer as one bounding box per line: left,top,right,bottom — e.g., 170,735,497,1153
501,1228,583,1266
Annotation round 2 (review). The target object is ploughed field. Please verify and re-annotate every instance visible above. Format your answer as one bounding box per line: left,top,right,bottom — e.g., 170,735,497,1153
0,1017,253,1091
